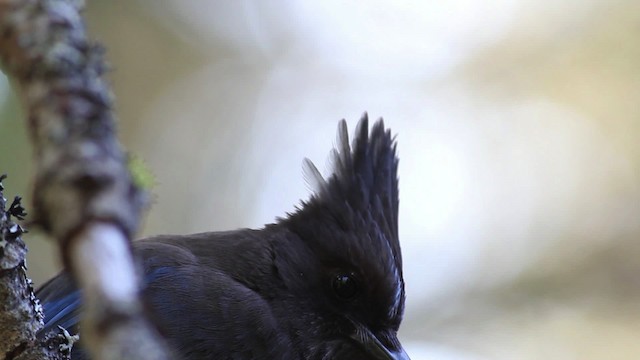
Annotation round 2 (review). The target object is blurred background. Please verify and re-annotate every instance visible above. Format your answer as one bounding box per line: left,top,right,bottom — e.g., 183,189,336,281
1,1,639,359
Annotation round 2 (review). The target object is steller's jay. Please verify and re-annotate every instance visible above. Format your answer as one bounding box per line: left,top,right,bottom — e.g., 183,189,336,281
36,114,410,360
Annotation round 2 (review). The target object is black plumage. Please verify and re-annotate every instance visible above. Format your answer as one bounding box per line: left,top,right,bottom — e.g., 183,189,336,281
37,114,410,360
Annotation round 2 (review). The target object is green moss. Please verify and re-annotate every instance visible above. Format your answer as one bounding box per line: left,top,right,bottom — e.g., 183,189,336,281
127,153,156,190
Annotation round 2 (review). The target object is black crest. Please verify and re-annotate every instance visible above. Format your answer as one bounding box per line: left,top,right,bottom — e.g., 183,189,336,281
282,113,403,302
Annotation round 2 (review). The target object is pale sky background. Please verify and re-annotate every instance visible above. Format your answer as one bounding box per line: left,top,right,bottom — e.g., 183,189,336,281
1,1,639,359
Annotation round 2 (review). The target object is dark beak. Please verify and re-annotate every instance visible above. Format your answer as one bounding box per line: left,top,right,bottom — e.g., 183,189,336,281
350,326,410,360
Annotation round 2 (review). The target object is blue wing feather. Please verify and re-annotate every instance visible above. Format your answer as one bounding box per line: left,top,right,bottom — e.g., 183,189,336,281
37,266,174,337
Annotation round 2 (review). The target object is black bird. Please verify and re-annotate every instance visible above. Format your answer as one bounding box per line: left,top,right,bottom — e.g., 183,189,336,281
37,114,410,360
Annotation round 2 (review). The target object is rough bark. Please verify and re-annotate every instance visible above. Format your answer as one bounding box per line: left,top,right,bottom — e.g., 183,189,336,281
0,0,170,359
0,176,49,359
0,175,74,360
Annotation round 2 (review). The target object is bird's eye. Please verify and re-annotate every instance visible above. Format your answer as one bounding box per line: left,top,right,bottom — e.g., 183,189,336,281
332,273,358,300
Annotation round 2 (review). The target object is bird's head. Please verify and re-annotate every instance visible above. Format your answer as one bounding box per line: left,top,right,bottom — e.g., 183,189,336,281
274,114,409,360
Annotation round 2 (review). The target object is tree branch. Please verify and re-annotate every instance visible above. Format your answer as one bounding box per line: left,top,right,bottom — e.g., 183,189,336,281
0,1,170,359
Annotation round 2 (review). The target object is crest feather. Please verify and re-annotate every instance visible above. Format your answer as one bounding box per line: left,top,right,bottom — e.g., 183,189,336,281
290,113,401,265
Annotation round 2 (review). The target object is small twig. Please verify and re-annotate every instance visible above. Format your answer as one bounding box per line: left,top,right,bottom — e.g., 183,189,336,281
0,1,170,359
